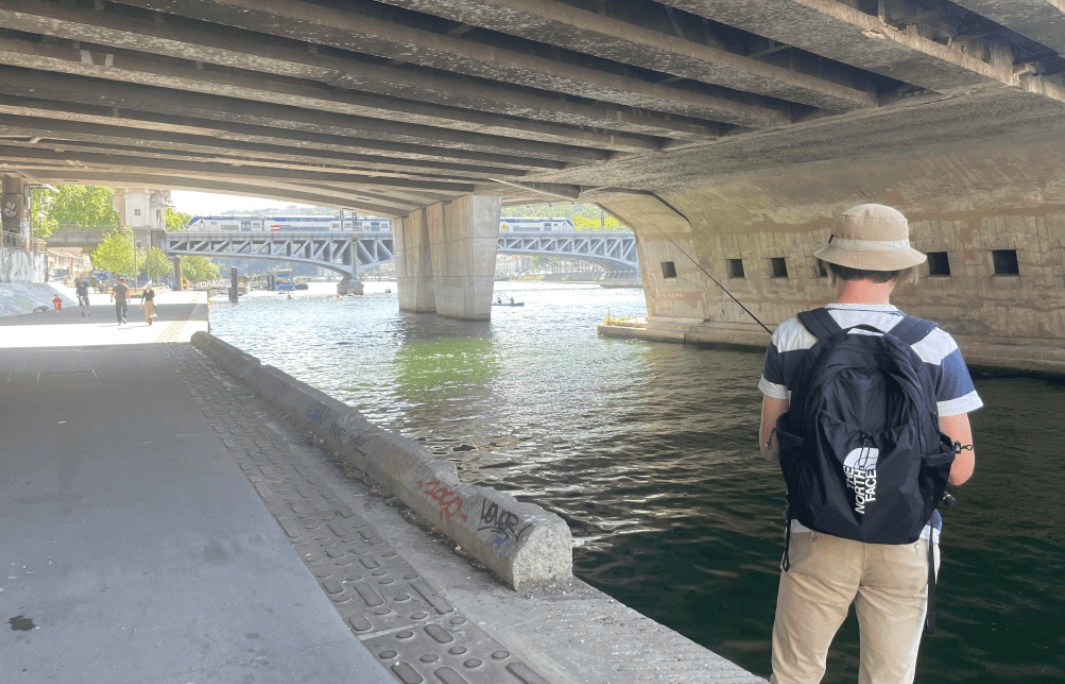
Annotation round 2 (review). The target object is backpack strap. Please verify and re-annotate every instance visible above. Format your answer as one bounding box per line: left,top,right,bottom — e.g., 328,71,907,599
888,315,937,346
797,307,844,341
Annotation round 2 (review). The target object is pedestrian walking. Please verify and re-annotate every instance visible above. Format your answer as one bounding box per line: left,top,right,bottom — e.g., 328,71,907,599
758,204,982,684
75,276,91,316
51,293,63,314
110,276,130,325
140,282,156,325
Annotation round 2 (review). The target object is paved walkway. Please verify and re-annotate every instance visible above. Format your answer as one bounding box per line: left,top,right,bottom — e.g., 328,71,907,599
1,292,766,684
0,294,394,684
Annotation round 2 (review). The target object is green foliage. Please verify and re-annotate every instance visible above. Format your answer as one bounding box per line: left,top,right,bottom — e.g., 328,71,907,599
501,203,627,231
31,188,58,238
146,247,173,279
32,185,118,237
166,207,191,231
182,255,220,283
91,227,136,275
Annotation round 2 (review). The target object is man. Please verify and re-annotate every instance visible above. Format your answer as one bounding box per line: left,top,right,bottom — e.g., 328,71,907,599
110,276,130,325
758,204,981,684
75,276,91,317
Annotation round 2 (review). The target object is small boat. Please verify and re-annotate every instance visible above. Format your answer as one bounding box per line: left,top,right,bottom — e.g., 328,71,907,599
493,301,524,307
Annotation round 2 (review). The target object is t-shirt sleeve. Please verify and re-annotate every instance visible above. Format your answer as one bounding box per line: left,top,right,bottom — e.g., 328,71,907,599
932,345,983,416
758,337,789,400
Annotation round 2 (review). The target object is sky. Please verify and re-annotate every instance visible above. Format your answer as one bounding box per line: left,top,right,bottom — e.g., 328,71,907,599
170,190,318,216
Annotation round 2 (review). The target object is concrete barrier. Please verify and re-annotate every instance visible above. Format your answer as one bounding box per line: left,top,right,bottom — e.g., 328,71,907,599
191,332,573,591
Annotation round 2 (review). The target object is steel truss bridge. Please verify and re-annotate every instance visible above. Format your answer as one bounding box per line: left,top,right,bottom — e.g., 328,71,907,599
163,230,638,275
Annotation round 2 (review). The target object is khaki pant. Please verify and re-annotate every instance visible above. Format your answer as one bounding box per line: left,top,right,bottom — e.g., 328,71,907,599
770,530,939,684
144,301,156,324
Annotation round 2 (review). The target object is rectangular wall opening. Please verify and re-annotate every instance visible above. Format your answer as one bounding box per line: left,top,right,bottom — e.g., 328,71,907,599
727,258,745,278
992,249,1019,275
927,252,951,277
770,257,788,278
661,261,677,279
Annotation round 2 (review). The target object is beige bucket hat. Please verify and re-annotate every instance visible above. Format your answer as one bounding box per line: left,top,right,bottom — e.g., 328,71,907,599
814,204,927,271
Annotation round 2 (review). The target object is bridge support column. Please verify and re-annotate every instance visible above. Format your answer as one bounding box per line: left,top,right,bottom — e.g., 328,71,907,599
395,207,436,312
429,195,501,320
172,257,183,291
2,176,31,249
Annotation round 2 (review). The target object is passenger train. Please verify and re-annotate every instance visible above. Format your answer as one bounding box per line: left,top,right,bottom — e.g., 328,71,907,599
185,215,575,232
186,215,392,232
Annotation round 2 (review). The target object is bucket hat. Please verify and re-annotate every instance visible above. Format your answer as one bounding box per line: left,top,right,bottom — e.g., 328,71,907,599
814,204,926,271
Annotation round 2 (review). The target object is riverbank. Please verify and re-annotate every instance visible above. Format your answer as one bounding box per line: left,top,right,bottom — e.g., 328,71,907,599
598,317,1065,375
0,297,766,683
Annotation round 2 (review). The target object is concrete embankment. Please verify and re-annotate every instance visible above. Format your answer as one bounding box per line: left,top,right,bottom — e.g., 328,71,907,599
0,281,76,316
599,319,1065,375
192,332,572,592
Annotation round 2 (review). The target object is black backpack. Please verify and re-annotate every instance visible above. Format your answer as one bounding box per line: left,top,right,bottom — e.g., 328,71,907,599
776,308,956,630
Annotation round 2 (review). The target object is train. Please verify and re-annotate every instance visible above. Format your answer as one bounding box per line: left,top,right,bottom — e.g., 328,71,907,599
185,215,576,233
186,215,392,232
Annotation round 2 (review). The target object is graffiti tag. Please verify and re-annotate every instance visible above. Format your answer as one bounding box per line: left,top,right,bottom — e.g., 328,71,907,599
478,500,532,548
326,423,367,456
416,480,468,523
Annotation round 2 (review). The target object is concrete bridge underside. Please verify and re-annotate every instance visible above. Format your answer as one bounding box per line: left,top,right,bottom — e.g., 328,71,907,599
1,0,1065,333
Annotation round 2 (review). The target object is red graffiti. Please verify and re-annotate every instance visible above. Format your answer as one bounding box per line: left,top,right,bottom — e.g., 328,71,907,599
416,480,468,522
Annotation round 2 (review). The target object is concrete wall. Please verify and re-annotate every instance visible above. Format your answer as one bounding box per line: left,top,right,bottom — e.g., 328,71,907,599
0,247,47,283
601,139,1065,347
191,332,573,591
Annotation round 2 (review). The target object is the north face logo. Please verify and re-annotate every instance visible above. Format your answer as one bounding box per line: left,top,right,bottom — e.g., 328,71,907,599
843,447,879,514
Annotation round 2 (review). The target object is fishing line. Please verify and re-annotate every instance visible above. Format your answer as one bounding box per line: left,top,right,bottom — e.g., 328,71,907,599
592,189,773,335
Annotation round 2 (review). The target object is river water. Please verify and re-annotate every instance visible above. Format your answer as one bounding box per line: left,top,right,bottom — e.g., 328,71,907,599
209,281,1064,683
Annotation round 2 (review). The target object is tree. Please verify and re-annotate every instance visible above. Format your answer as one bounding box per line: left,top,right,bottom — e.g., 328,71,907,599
182,255,220,283
32,185,119,237
166,207,191,231
145,247,173,280
91,227,136,276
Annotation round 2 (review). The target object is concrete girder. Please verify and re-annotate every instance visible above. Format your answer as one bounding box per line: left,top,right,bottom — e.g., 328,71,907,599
0,65,615,165
0,0,720,142
658,0,1064,100
109,0,794,127
0,32,664,155
0,114,535,179
373,0,879,111
950,0,1065,56
0,137,489,188
0,96,570,171
0,144,481,193
17,170,411,216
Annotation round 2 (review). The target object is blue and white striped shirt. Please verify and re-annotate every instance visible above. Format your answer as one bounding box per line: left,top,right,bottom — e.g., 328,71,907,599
759,303,983,542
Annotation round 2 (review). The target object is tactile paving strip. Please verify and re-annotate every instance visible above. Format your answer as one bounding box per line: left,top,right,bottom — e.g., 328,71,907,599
363,617,551,684
164,345,554,684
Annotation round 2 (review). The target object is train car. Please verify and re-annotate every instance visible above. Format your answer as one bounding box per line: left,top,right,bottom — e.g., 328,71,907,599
186,214,393,232
500,217,575,232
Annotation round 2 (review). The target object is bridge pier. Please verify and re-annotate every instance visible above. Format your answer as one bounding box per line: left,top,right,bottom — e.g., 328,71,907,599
397,195,501,320
172,256,183,291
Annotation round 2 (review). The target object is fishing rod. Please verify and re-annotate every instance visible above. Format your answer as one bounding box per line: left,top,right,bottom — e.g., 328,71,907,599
592,189,773,336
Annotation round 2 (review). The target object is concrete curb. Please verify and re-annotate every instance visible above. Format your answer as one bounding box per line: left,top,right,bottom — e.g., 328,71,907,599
191,332,573,591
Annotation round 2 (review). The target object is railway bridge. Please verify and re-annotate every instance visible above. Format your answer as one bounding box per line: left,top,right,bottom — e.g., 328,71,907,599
0,0,1063,344
160,228,639,279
